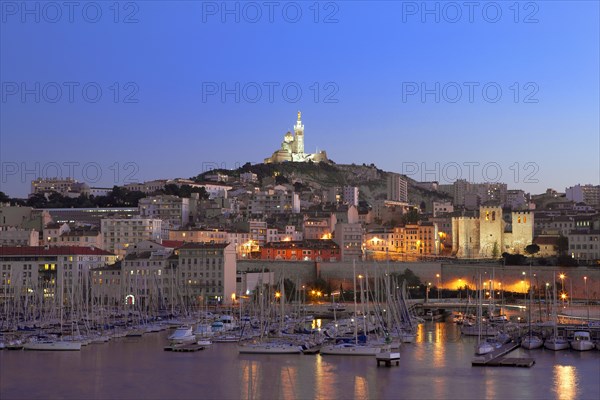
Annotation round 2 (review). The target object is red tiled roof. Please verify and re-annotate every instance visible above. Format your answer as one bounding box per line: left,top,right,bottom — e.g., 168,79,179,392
0,246,115,256
179,242,230,250
160,240,185,249
263,240,340,250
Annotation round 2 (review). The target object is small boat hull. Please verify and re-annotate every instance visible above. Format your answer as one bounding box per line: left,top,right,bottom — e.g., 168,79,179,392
521,336,543,350
238,343,302,354
476,342,495,355
320,343,381,356
571,332,594,351
24,341,81,351
544,337,570,351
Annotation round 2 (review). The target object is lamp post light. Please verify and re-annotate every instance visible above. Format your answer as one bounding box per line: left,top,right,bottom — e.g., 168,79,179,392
559,274,566,307
436,273,441,300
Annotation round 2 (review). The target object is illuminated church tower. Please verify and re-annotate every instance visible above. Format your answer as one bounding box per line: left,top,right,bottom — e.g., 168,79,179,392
264,112,329,164
292,111,304,155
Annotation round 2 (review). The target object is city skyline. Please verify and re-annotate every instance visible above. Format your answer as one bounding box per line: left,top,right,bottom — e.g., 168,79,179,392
1,2,599,197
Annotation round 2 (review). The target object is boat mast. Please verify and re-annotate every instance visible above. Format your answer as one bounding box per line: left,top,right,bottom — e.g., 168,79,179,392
353,260,358,344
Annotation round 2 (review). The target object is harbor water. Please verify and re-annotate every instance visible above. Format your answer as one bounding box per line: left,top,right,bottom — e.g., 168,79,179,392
1,322,599,400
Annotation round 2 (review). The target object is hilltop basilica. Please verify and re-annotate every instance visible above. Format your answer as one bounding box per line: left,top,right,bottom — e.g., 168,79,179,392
264,112,329,164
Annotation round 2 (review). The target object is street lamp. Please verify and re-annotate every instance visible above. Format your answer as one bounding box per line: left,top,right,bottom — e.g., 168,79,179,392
426,282,431,303
559,273,565,306
436,273,441,300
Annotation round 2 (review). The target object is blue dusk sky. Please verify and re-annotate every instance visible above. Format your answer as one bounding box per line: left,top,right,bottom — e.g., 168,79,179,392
1,1,599,197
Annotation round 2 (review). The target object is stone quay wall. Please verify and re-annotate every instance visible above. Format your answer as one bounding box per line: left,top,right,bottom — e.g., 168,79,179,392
238,260,600,300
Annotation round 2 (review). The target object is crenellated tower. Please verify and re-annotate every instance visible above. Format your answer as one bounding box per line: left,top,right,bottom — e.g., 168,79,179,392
293,111,304,154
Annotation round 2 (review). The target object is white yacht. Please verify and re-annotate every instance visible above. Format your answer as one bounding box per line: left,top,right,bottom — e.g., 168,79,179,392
571,331,595,351
238,342,302,354
89,335,110,344
23,340,81,351
168,326,195,345
544,336,570,351
320,342,382,356
194,323,214,338
475,340,495,355
197,339,212,346
521,334,543,350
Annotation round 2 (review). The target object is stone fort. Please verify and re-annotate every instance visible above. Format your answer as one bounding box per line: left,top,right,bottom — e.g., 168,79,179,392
451,206,533,258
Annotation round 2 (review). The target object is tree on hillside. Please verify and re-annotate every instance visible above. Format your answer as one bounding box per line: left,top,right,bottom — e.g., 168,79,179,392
401,209,420,225
159,184,209,199
502,252,527,266
26,193,48,208
525,243,540,257
556,235,569,256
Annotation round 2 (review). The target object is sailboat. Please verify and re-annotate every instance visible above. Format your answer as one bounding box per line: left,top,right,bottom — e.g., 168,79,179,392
544,272,569,351
475,274,494,355
571,279,595,351
521,266,543,349
23,339,81,351
23,275,82,351
321,261,382,356
238,274,302,354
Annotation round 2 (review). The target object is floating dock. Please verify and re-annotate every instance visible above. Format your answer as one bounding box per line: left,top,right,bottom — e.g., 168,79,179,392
472,341,535,368
376,352,401,367
164,344,205,352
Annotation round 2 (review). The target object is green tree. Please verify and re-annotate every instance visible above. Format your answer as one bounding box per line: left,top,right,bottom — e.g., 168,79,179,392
401,209,420,225
556,236,569,256
491,241,500,258
525,243,540,257
391,268,422,287
25,193,48,208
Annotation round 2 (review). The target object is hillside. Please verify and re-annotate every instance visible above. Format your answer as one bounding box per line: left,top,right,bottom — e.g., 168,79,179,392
195,162,451,208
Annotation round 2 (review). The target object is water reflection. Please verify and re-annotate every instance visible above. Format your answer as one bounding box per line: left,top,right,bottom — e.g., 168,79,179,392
315,352,338,400
240,360,261,400
416,323,426,343
553,365,578,400
354,375,368,400
280,366,298,400
1,326,598,400
432,325,445,368
485,374,497,399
